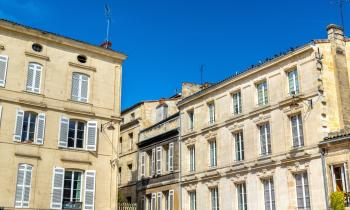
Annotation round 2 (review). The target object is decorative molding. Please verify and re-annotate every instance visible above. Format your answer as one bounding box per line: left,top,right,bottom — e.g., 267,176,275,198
204,130,217,140
15,152,41,159
230,173,247,184
18,98,47,108
185,137,196,146
228,122,244,132
256,168,275,179
61,157,92,165
252,113,271,124
287,161,309,173
69,62,96,72
25,51,50,61
184,184,197,191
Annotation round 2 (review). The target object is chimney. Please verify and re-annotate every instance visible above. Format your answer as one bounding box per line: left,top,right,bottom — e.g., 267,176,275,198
327,24,350,129
100,41,112,49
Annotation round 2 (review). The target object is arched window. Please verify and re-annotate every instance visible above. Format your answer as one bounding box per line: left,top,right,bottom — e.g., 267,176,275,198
14,109,46,144
26,62,42,93
71,72,89,102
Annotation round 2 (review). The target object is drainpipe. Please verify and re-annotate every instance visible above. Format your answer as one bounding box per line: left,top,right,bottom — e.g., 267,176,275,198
178,114,183,210
321,148,330,210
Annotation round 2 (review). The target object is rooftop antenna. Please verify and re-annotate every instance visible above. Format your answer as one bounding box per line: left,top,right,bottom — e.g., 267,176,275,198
331,0,350,32
105,4,112,43
200,65,204,85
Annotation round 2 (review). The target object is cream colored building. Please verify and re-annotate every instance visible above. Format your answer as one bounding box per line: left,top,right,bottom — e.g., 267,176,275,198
0,19,126,210
178,24,350,210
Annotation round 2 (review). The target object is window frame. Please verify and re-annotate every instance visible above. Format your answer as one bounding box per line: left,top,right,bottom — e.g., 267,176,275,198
262,178,275,210
189,145,196,172
234,131,244,162
189,190,196,210
208,102,215,124
237,182,247,210
62,170,83,204
67,119,86,149
232,91,242,115
294,171,311,210
26,62,43,94
210,187,219,210
188,110,195,131
209,140,217,167
287,69,300,95
259,123,271,156
71,72,90,103
256,81,268,106
21,111,38,142
290,114,304,148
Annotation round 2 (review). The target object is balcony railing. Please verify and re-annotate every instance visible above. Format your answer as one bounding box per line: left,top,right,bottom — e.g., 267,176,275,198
139,114,179,142
62,201,82,209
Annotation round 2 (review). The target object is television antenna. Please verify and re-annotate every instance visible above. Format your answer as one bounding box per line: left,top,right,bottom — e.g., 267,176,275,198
331,0,350,32
105,4,112,43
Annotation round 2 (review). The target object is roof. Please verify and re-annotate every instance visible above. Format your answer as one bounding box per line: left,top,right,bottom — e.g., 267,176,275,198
177,42,316,107
319,129,350,146
0,19,127,60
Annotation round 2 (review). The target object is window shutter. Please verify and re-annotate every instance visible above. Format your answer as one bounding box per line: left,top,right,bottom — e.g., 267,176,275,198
35,113,45,144
140,152,145,177
151,193,156,210
84,170,96,210
14,109,24,141
26,63,35,92
71,73,80,101
22,164,32,208
157,192,162,210
151,148,155,176
15,164,26,208
33,64,42,93
168,190,174,210
0,55,8,87
50,167,64,209
80,75,89,102
0,105,3,125
58,116,69,148
156,146,162,175
86,121,97,151
169,143,174,172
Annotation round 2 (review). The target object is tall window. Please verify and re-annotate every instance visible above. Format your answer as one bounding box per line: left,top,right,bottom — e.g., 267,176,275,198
189,146,196,172
129,132,133,150
188,110,194,131
257,81,268,106
208,102,215,124
330,163,349,193
168,190,174,210
71,72,89,102
209,140,217,167
63,171,82,205
128,164,133,182
26,62,42,93
168,143,174,172
68,120,85,149
157,192,162,210
140,152,145,177
189,191,196,210
119,137,123,154
14,110,46,144
295,172,310,210
233,91,242,115
263,179,275,210
118,167,122,185
235,132,244,161
288,69,299,95
15,164,33,208
21,112,37,142
156,104,168,122
291,114,304,148
210,187,219,210
237,183,247,210
259,123,271,156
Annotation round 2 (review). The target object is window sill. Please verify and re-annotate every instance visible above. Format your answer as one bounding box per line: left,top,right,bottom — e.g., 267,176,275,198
58,147,93,153
22,90,44,96
68,99,92,105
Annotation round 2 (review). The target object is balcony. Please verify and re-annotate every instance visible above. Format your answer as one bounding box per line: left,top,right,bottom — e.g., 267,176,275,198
62,201,82,209
139,113,179,142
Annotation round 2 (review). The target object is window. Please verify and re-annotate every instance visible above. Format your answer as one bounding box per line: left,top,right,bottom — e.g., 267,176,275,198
151,193,156,210
168,143,174,172
151,149,156,176
14,110,45,144
288,69,299,95
118,167,122,185
234,132,244,161
26,62,42,93
156,104,168,122
157,192,162,210
189,146,196,172
233,91,242,115
189,191,196,210
156,147,162,175
208,102,215,124
129,133,133,150
291,114,304,148
128,164,132,182
15,164,33,208
259,123,271,156
77,55,87,63
188,110,194,131
59,117,97,151
68,120,85,149
168,190,174,210
71,72,89,103
295,172,310,210
130,113,135,120
237,183,247,210
32,43,43,52
263,179,275,210
140,152,146,177
63,171,82,204
210,140,217,167
119,137,123,154
0,55,9,87
210,187,219,210
330,163,349,193
257,81,268,106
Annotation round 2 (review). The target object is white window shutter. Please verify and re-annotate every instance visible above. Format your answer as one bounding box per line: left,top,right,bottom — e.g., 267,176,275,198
14,109,24,142
168,190,174,210
50,167,64,209
80,75,89,102
151,148,156,176
33,64,42,93
0,105,3,125
0,55,8,87
58,116,69,148
26,63,35,92
35,113,45,145
22,164,32,208
84,170,96,210
169,143,174,172
140,152,145,177
86,121,97,151
151,193,156,210
156,146,162,175
71,73,80,101
15,164,25,208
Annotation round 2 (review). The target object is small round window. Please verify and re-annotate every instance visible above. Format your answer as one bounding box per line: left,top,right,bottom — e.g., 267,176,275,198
32,43,43,52
77,55,87,63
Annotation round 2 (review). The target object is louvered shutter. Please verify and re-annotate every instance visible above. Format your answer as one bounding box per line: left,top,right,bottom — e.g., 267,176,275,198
14,109,24,141
15,164,25,207
156,146,162,175
51,167,64,209
86,121,97,151
140,152,145,177
26,63,35,92
33,64,42,93
35,113,45,144
0,105,3,125
84,170,96,210
151,193,156,210
157,192,162,210
0,55,8,87
22,164,32,208
58,116,69,148
71,73,80,101
151,148,155,176
168,190,174,210
80,75,89,102
169,143,174,172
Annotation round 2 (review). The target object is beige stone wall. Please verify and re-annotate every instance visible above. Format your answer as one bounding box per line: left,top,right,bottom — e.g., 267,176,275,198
0,20,125,210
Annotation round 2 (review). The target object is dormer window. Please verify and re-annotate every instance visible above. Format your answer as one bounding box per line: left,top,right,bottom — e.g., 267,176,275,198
156,103,168,122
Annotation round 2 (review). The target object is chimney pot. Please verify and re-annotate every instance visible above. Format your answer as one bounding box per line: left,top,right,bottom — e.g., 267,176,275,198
327,24,344,41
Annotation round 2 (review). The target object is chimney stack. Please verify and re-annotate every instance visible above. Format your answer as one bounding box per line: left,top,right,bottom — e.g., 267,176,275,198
327,24,345,44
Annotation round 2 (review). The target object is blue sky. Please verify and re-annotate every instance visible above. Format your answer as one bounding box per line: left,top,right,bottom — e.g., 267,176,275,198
0,0,349,109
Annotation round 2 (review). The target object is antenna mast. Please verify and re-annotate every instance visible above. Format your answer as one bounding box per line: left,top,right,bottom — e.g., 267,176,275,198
332,0,350,32
105,4,112,43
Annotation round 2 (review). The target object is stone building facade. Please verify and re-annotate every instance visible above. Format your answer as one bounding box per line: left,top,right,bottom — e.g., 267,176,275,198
0,19,126,210
178,24,350,210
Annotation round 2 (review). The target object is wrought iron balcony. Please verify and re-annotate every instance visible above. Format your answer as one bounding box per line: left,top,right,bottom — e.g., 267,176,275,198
62,201,82,209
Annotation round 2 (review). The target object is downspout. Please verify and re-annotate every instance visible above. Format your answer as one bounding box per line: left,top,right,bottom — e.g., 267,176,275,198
178,114,183,210
321,148,330,210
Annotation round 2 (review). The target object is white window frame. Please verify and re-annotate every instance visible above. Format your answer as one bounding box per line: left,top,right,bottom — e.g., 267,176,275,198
263,178,275,210
15,163,33,208
295,172,311,210
189,191,196,210
67,119,86,149
237,183,247,210
0,55,9,87
26,62,42,94
189,146,196,172
288,69,299,95
210,187,219,210
208,102,215,124
188,110,194,131
71,72,89,103
62,170,83,203
234,131,244,161
257,81,268,106
330,163,349,193
209,140,217,167
259,123,271,156
291,114,304,148
232,91,242,115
